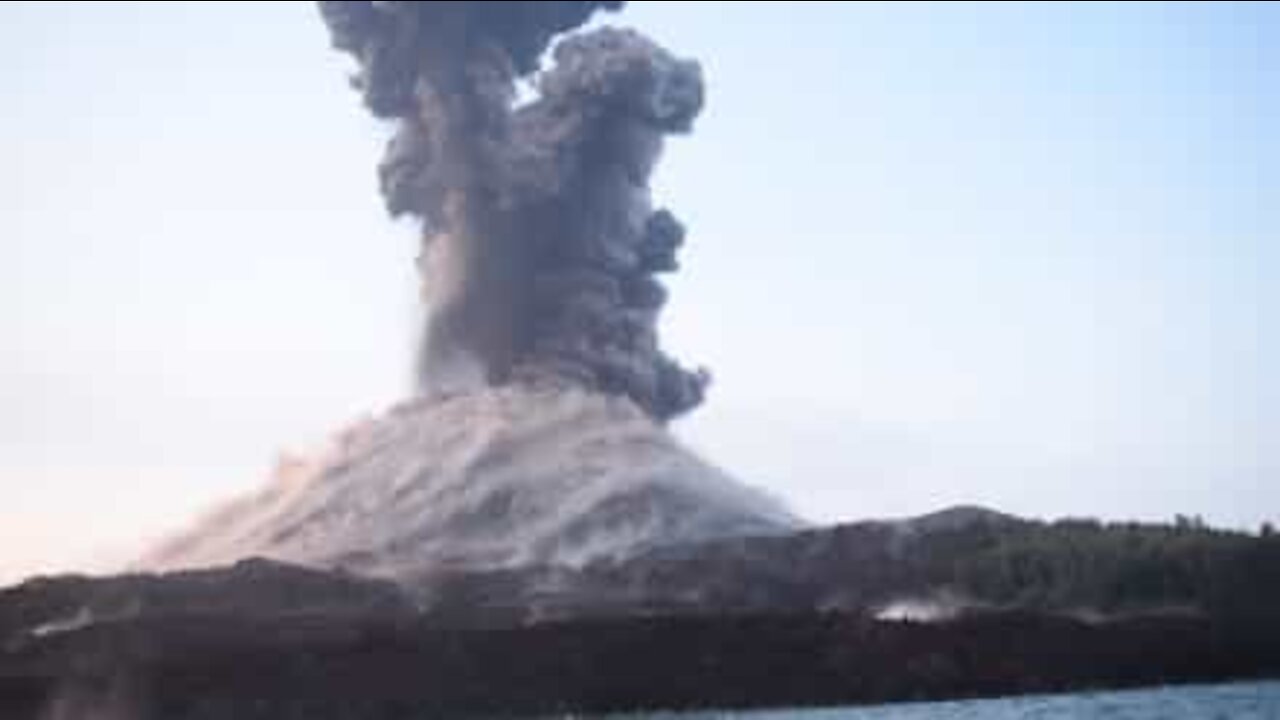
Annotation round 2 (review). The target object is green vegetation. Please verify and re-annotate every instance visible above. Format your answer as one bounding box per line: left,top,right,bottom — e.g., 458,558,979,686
912,515,1280,617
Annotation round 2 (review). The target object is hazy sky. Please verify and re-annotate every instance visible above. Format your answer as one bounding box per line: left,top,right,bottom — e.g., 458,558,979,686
1,2,1275,583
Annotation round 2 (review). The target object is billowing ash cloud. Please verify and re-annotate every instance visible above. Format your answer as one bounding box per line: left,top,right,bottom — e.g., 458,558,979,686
318,1,709,420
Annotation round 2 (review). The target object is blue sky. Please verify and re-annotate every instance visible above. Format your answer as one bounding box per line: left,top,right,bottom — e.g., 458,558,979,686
1,2,1274,581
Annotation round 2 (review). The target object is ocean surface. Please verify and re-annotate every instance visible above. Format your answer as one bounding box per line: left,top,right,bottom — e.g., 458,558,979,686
600,680,1280,719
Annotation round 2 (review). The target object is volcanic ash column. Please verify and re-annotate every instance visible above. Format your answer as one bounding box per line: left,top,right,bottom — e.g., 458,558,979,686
142,1,799,581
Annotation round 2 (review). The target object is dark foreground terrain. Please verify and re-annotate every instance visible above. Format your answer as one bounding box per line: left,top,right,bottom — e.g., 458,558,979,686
3,594,1278,719
3,510,1279,718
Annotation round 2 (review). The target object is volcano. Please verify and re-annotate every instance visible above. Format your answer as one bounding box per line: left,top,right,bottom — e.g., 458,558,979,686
142,382,797,581
139,0,801,584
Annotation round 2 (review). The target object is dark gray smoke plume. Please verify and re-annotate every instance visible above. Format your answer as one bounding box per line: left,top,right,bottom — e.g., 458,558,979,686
317,1,709,420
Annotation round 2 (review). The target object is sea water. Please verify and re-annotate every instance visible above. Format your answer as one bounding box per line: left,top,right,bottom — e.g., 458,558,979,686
601,680,1280,719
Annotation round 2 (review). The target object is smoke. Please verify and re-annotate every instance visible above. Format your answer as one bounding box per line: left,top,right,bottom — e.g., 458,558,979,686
317,1,709,420
874,596,967,623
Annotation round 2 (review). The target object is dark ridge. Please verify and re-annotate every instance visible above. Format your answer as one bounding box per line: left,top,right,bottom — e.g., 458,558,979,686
4,512,1280,717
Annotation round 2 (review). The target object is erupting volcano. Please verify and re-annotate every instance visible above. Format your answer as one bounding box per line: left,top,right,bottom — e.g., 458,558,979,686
142,1,799,581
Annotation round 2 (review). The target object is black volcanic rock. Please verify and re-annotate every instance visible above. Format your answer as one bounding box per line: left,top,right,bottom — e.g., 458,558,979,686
3,511,1280,718
0,558,416,652
2,602,1278,719
419,507,1280,624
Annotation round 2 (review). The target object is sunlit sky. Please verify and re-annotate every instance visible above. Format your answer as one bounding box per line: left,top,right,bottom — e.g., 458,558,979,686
1,2,1275,583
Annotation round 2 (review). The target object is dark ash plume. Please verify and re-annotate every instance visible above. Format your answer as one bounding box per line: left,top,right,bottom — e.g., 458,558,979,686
318,1,709,420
